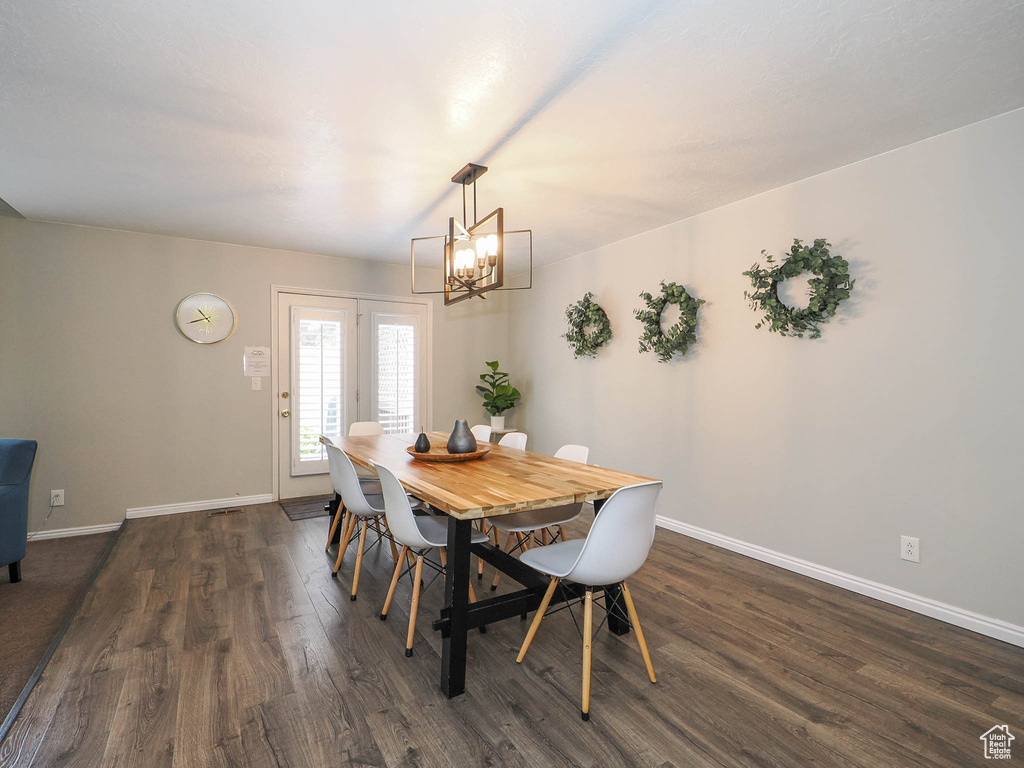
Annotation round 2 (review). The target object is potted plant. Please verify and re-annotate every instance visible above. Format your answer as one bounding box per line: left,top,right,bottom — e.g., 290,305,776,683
476,360,522,431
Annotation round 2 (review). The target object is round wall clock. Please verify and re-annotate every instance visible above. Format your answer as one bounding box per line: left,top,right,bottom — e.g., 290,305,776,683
175,293,236,344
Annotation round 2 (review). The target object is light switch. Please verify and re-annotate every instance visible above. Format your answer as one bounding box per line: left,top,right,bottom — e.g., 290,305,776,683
252,377,262,391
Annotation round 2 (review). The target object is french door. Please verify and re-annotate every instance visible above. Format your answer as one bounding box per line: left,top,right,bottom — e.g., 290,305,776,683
276,292,429,500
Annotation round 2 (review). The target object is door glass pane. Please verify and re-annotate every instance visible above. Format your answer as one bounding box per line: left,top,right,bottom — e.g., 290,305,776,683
296,313,345,465
376,322,416,434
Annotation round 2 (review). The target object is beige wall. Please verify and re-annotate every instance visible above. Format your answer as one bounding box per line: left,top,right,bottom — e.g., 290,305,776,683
0,219,507,530
507,108,1024,627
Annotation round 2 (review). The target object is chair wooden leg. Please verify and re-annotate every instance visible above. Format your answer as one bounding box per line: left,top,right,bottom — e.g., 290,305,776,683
541,528,549,545
516,577,559,662
380,546,408,620
582,588,594,721
382,518,400,563
516,531,530,551
490,532,516,591
405,555,424,656
350,519,369,601
325,503,346,552
439,547,447,568
621,582,656,683
332,512,357,575
557,525,566,542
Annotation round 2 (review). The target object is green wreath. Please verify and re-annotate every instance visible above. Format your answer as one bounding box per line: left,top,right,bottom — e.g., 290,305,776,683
562,292,612,358
634,281,704,363
743,238,853,339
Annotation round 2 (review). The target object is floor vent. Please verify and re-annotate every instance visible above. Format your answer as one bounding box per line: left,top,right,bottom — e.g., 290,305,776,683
208,507,244,517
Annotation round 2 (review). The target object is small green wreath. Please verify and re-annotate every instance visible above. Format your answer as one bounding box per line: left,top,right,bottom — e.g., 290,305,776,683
562,292,612,358
634,281,704,363
743,238,853,339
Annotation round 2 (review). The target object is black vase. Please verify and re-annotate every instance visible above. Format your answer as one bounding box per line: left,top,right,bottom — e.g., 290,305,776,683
414,432,431,453
446,420,477,454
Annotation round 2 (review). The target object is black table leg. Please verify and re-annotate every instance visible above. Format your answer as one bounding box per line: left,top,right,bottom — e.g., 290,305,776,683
604,583,630,636
440,516,472,698
329,492,343,545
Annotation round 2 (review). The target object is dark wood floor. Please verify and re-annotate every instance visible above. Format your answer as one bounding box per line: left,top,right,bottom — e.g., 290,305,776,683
0,502,1020,767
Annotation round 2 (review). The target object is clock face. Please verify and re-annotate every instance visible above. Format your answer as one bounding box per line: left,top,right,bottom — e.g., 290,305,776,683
175,293,236,344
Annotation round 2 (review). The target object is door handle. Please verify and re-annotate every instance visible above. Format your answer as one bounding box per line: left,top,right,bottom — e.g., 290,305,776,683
281,410,290,417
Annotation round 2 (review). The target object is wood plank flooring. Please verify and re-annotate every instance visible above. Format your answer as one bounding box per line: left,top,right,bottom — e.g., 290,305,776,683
1,501,1020,767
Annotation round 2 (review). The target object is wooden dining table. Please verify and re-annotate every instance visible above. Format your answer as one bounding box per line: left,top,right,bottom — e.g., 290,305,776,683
332,431,656,698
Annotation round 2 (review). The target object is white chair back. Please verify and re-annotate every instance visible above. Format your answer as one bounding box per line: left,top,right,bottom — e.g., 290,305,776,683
554,444,589,464
564,482,662,586
375,463,432,549
325,443,381,516
349,421,385,436
498,432,528,450
470,424,492,443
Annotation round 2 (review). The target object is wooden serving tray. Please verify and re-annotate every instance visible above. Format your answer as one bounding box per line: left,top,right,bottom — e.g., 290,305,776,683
406,444,491,462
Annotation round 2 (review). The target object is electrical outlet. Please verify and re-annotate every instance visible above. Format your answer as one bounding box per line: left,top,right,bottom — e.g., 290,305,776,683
50,489,65,507
900,535,920,563
251,377,262,391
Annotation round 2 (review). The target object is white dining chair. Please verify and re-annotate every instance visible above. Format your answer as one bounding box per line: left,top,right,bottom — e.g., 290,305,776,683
498,432,527,450
321,430,386,553
346,422,386,487
486,444,590,590
326,443,398,598
470,424,492,443
348,421,385,436
516,481,663,721
375,463,489,657
321,428,384,491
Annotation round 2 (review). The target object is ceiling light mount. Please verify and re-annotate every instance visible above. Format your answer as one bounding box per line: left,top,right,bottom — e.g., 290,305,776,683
451,162,487,186
411,162,532,306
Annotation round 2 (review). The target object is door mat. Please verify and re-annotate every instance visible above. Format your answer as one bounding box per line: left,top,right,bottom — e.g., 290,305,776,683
280,495,334,521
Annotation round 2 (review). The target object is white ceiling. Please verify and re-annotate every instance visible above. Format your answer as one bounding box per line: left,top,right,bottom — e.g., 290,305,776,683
2,0,1023,265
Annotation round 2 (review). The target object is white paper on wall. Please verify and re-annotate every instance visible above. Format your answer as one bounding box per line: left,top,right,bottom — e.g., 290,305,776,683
243,346,271,377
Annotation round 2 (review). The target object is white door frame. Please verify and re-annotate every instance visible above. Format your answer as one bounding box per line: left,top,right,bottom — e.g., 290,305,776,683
270,284,434,501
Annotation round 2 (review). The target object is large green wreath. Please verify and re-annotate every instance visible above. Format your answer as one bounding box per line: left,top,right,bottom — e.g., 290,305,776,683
634,281,704,363
743,238,853,339
562,292,612,358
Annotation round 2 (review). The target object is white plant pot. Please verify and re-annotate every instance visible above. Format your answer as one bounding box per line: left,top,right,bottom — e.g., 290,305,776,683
490,415,505,431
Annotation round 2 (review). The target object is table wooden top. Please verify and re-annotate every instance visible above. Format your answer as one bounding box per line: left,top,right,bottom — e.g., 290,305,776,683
334,432,656,520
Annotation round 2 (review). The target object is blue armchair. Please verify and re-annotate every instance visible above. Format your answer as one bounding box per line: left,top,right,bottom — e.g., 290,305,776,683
1,439,38,583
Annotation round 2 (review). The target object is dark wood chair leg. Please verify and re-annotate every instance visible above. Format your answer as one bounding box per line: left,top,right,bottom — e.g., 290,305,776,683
9,560,22,583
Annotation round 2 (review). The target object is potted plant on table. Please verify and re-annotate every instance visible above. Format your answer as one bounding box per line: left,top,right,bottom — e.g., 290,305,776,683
476,360,522,431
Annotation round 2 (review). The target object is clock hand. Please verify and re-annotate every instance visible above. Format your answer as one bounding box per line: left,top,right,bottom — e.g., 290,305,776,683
187,317,211,324
197,309,211,321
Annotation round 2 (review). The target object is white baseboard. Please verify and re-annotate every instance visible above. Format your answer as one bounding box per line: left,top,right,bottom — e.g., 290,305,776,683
656,515,1024,649
28,522,123,541
126,494,275,519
